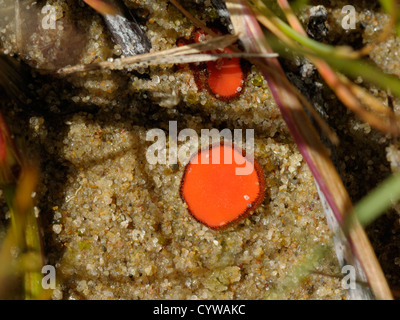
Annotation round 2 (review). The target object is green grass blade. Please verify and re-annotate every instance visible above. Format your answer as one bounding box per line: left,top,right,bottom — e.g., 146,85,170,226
351,173,400,228
253,0,400,97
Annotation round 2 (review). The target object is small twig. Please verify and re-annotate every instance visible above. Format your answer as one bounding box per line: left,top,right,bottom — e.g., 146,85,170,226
65,185,83,203
310,270,370,286
58,34,239,74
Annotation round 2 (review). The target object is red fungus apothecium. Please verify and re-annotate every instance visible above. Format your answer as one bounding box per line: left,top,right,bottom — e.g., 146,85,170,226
177,28,246,101
180,142,265,229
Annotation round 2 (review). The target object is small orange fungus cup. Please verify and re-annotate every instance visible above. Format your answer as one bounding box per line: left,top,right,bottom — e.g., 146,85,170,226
206,46,244,100
180,142,265,229
177,28,246,101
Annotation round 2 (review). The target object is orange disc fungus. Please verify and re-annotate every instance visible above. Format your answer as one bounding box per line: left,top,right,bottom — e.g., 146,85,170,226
180,142,265,229
177,28,246,101
206,46,244,100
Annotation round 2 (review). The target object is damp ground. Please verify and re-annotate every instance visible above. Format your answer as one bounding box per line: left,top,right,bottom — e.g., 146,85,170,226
0,0,399,299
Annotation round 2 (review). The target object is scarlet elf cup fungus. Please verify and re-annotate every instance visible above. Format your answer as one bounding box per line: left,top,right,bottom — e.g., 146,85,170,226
180,142,265,229
177,28,246,101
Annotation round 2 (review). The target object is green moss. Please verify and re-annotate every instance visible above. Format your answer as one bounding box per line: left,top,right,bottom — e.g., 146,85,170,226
251,74,265,87
78,241,91,251
208,8,219,21
185,91,200,104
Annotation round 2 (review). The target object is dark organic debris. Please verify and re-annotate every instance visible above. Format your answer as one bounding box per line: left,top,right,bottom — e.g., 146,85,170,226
0,55,27,103
210,0,232,30
306,5,329,41
86,0,152,56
